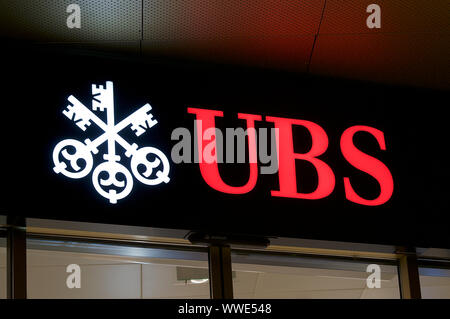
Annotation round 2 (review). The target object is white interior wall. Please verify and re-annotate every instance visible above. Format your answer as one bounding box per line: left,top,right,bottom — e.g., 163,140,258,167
1,247,450,299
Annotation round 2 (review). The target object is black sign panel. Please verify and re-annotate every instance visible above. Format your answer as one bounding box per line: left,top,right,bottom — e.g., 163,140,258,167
1,44,449,248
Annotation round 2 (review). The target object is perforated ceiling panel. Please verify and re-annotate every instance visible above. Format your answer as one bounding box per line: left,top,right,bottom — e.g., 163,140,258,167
310,33,450,89
1,0,447,89
143,0,324,40
0,0,141,41
319,0,450,34
141,0,323,71
310,0,450,89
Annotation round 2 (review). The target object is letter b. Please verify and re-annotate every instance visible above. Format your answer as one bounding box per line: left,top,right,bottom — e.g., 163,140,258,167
266,116,335,199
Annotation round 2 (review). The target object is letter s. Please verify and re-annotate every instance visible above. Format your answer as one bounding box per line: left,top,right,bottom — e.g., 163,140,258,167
340,125,393,206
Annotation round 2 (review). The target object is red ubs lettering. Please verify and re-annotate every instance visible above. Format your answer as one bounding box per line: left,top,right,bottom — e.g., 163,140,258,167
188,108,394,206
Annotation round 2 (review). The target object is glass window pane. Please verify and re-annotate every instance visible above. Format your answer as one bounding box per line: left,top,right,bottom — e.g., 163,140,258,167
419,267,450,299
27,237,210,299
232,251,400,299
0,235,5,299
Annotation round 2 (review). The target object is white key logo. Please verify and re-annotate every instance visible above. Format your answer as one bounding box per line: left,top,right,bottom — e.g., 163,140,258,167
52,81,170,204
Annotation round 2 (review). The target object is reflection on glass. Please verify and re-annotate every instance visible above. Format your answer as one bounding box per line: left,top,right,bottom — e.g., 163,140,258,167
232,251,400,299
27,238,209,299
419,267,450,299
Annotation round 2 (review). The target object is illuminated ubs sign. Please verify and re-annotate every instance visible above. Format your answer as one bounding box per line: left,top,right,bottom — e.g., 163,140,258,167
52,81,393,207
2,49,444,247
188,108,394,206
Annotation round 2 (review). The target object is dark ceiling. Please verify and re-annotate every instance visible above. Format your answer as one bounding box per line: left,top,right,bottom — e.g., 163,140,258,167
1,0,449,90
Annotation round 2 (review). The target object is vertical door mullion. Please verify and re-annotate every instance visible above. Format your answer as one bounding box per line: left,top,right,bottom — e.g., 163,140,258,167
397,247,421,299
208,245,233,299
6,216,27,299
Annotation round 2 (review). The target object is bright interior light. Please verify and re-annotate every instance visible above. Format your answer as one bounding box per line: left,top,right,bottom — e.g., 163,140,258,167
190,279,209,284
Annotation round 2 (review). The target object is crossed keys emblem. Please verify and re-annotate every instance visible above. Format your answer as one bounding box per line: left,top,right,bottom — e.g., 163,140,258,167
52,81,170,204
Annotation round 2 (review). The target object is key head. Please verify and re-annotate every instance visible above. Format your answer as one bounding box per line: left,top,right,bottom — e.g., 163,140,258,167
130,146,170,186
92,161,134,204
52,138,94,179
